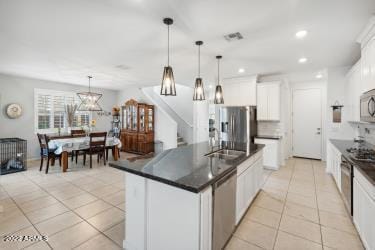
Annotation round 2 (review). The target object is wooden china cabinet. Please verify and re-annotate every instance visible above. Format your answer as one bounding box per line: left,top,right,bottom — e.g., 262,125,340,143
121,99,154,154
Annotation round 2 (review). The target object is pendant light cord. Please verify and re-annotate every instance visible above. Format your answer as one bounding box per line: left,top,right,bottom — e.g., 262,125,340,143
88,76,92,93
217,58,220,86
198,45,201,77
167,25,170,66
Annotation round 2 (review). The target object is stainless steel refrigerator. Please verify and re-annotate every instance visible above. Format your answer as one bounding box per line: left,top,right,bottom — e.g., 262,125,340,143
219,106,257,143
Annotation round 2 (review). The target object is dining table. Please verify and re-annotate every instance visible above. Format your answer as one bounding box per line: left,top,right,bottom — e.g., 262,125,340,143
48,136,122,172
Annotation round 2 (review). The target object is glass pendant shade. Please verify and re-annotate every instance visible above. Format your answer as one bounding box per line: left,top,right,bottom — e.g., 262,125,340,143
193,78,205,101
160,66,176,96
77,76,103,111
214,55,224,104
193,40,205,101
214,85,224,104
160,17,176,96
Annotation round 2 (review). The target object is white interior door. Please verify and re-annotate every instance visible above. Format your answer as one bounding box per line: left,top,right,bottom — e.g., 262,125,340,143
292,88,322,159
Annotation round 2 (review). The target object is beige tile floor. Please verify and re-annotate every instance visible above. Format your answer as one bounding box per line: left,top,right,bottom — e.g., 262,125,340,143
225,158,364,250
0,156,364,250
0,153,132,250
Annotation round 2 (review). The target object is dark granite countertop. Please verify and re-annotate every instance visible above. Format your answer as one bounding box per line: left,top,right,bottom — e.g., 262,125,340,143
330,139,375,186
255,135,282,140
109,141,265,193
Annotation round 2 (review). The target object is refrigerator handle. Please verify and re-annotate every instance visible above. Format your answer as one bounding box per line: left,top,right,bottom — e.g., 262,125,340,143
233,114,235,140
229,114,234,141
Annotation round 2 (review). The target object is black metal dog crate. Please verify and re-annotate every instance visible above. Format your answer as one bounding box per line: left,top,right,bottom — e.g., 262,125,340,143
0,138,27,175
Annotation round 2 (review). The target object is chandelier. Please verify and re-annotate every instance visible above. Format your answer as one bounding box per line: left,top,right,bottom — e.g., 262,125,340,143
77,76,103,111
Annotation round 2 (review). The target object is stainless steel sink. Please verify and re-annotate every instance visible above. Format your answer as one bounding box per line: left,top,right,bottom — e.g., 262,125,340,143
206,149,245,160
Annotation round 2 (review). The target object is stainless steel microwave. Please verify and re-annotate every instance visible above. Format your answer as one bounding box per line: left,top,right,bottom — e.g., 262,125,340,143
360,89,375,122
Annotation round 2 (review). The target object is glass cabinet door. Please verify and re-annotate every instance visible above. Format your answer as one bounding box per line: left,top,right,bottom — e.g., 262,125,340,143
148,108,153,131
126,106,131,130
121,106,126,129
131,106,137,131
139,106,145,132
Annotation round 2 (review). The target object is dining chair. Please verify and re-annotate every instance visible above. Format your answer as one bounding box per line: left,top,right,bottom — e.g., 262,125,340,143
70,129,86,163
71,129,85,137
83,132,107,168
106,130,121,161
36,133,61,174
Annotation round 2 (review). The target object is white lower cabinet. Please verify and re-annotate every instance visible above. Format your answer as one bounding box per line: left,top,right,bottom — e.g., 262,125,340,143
254,138,280,170
353,169,375,250
236,153,264,224
326,141,342,191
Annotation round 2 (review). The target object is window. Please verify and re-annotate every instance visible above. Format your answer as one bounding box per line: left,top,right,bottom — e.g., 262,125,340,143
34,89,91,133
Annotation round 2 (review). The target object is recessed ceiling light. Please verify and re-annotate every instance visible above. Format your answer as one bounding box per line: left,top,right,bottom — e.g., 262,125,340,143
298,57,307,64
295,30,307,39
316,73,323,79
238,68,245,73
209,85,213,89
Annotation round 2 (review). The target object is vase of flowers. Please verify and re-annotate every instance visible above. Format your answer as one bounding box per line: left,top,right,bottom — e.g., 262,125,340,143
90,119,96,132
66,104,78,133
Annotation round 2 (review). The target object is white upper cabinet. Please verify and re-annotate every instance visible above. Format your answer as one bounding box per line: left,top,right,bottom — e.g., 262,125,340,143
357,16,375,93
346,16,375,121
256,84,268,120
256,82,281,121
222,76,257,106
346,61,361,122
361,41,375,93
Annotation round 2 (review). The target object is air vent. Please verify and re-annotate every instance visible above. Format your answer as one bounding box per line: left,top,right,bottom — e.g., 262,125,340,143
224,32,243,41
115,64,131,70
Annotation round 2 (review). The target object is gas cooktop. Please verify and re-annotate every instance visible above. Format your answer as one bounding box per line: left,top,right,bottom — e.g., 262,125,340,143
347,147,375,163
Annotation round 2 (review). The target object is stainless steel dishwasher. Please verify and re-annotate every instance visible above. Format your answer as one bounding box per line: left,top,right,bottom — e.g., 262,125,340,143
212,168,237,250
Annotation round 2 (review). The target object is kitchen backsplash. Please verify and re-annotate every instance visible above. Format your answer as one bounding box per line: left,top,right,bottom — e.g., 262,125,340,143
365,127,375,145
353,123,375,145
257,121,283,136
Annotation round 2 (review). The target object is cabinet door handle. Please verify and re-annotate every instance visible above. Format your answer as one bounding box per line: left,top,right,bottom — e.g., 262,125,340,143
368,97,375,116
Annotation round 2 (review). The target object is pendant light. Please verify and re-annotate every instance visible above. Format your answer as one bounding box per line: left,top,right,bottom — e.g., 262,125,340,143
193,41,205,101
77,76,103,111
160,17,176,96
214,55,224,104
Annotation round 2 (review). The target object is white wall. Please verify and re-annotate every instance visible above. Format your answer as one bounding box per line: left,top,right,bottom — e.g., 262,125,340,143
193,101,209,143
326,67,355,141
0,73,117,159
153,84,194,126
117,87,150,105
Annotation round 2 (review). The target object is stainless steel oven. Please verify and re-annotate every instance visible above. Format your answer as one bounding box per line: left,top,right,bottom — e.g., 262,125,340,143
340,156,353,216
360,89,375,122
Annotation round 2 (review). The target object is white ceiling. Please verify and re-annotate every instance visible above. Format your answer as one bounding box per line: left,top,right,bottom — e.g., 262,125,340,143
0,0,374,90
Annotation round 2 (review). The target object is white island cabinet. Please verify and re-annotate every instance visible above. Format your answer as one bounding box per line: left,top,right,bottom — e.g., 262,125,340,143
125,174,212,250
236,150,264,223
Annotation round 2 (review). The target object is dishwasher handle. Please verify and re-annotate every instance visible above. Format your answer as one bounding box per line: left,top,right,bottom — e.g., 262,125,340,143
214,169,237,189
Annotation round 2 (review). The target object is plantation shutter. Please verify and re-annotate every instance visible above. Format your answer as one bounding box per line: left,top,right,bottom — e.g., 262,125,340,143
37,94,52,129
35,89,91,132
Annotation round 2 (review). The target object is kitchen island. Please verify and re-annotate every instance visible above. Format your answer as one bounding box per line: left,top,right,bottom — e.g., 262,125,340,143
109,140,265,250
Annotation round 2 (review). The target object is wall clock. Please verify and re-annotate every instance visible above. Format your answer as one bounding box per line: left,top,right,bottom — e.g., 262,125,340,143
6,103,22,119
